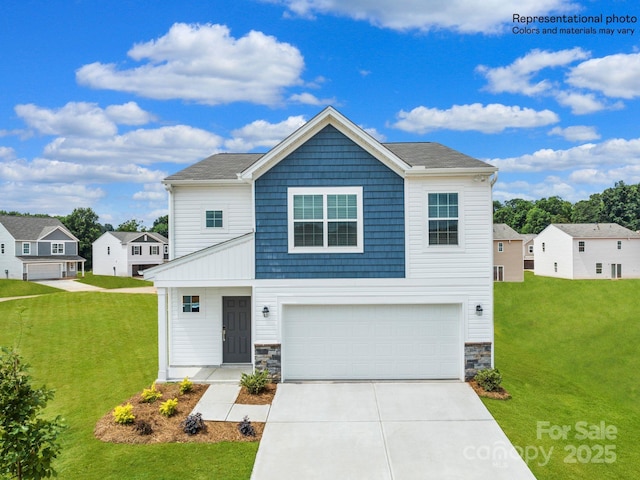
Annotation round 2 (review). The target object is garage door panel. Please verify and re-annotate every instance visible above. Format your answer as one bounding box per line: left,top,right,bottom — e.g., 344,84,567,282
28,264,61,280
283,304,461,381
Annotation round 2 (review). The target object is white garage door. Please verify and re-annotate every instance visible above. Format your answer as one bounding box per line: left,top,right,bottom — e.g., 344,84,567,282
282,304,461,381
27,263,61,280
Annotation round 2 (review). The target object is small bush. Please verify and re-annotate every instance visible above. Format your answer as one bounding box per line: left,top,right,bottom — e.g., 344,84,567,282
113,403,135,425
240,369,270,395
181,412,205,435
179,377,193,395
133,420,153,435
140,383,163,403
159,398,178,417
474,368,503,392
237,415,256,437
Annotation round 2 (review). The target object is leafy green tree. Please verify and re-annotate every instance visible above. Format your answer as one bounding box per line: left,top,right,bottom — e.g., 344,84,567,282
0,348,64,480
60,207,102,269
599,181,640,231
150,215,169,238
117,219,145,232
493,198,534,232
522,207,553,234
572,193,604,223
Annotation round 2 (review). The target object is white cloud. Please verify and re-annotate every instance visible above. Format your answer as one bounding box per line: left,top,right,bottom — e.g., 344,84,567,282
43,125,224,165
76,23,305,106
392,103,558,134
0,146,15,159
553,91,612,114
487,137,640,173
288,92,337,105
0,182,106,216
267,0,575,34
362,126,386,142
133,183,167,201
225,115,307,151
567,52,640,99
105,102,155,125
548,125,600,142
477,47,590,96
493,177,583,203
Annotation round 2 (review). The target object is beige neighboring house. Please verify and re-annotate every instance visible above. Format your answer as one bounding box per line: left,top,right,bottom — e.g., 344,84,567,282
493,224,524,282
522,234,536,270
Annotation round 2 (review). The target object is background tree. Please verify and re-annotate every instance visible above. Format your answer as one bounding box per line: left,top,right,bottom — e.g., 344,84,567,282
117,219,145,232
0,348,64,480
493,198,534,232
572,193,604,223
150,215,169,238
59,207,102,269
599,181,640,231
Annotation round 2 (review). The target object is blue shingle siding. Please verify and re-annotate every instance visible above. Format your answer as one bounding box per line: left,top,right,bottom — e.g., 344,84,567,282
255,125,405,279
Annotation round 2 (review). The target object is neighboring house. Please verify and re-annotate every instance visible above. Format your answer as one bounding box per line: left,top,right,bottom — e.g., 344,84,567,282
522,234,536,270
493,224,524,282
145,107,498,383
92,231,168,277
534,223,640,279
0,215,85,280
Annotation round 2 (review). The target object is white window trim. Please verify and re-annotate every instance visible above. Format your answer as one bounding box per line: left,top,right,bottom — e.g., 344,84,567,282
424,190,464,250
132,245,142,256
201,206,228,232
22,242,30,255
287,186,364,254
51,242,65,255
497,242,503,252
150,245,160,256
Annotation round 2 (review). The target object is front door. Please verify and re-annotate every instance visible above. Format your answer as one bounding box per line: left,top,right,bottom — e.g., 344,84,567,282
222,296,251,363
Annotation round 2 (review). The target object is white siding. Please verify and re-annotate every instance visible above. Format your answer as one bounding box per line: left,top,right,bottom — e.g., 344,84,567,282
534,226,572,278
171,184,253,258
92,233,128,276
0,223,21,280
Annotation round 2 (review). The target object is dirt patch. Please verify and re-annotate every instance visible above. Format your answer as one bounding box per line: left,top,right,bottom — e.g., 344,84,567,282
95,382,275,444
468,380,512,400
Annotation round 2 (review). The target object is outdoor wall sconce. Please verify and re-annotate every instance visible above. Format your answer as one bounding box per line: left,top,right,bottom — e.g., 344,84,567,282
262,306,270,318
475,304,483,316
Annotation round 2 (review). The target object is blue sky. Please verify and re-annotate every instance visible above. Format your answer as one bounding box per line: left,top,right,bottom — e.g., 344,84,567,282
2,0,640,227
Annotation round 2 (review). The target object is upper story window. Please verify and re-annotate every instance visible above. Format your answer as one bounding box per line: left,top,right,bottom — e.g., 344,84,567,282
107,246,110,255
542,242,545,252
528,245,534,254
287,187,363,253
51,243,64,255
578,241,585,252
132,245,142,255
1,243,4,254
205,210,223,228
497,242,504,252
617,241,622,250
182,295,200,313
428,193,458,246
22,243,30,255
150,245,160,255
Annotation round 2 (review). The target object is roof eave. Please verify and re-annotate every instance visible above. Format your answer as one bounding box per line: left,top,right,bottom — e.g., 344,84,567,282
405,166,498,177
162,178,246,187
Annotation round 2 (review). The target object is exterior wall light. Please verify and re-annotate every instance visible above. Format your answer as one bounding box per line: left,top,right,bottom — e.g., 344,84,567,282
475,304,483,316
262,306,270,317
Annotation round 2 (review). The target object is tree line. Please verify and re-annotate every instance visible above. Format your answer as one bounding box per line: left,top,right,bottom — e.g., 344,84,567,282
0,208,168,269
494,181,640,234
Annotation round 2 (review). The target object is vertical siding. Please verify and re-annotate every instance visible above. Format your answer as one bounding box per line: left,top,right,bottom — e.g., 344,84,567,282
173,184,253,258
254,125,405,279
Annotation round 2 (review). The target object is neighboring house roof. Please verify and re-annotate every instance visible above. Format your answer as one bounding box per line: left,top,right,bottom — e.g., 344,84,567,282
0,215,78,241
550,223,640,239
105,231,169,244
521,234,536,243
17,255,85,263
493,224,523,241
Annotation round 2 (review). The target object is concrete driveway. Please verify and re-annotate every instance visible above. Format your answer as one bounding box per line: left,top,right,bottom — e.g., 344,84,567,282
251,382,536,480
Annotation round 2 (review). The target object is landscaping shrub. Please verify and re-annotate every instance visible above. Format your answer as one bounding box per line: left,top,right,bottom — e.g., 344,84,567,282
159,398,178,417
474,368,503,392
133,420,153,435
140,383,162,403
181,412,205,435
237,416,255,437
113,403,135,425
240,370,270,395
179,377,193,395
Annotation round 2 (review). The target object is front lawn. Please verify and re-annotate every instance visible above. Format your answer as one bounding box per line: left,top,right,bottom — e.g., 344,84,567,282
0,293,257,479
76,271,154,289
488,272,639,480
0,279,61,297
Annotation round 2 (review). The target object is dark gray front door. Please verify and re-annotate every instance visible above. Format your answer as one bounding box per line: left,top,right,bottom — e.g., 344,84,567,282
223,296,251,363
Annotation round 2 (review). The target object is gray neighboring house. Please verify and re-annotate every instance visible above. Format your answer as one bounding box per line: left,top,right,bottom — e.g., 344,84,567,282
0,215,86,280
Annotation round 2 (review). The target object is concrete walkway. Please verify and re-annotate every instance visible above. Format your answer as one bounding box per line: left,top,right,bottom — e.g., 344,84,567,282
34,279,156,294
190,384,271,422
251,382,536,480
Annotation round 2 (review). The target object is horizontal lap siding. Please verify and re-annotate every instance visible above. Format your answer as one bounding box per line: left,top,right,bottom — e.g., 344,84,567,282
255,125,405,279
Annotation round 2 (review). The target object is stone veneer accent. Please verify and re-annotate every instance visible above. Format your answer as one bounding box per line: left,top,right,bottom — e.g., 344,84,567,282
464,342,493,380
254,343,281,383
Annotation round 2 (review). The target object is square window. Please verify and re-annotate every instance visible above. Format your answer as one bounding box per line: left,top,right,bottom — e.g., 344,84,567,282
205,210,223,228
52,243,64,254
428,193,459,246
182,295,200,313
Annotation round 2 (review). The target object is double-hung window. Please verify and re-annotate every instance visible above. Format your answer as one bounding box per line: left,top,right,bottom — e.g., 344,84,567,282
132,245,142,255
497,242,504,252
150,245,160,255
22,243,30,255
288,187,363,253
428,193,459,246
52,243,64,254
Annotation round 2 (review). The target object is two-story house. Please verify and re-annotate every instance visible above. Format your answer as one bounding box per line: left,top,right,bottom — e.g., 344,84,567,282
92,231,169,277
0,215,85,280
493,224,524,282
145,107,498,383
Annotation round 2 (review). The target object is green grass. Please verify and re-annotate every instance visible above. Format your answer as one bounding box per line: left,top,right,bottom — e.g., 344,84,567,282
0,293,257,479
76,272,153,289
0,279,61,297
487,272,639,480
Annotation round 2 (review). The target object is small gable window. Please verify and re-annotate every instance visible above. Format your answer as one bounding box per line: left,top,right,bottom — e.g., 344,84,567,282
1,244,4,254
182,295,200,313
288,187,363,253
428,193,458,246
205,210,223,228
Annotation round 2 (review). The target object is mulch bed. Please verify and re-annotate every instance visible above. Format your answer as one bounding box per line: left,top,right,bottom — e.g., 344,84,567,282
95,382,276,444
468,380,512,400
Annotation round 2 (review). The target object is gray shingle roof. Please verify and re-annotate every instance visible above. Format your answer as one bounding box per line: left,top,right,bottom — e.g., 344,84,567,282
493,224,523,241
0,215,70,241
552,223,640,238
164,142,493,182
108,231,169,244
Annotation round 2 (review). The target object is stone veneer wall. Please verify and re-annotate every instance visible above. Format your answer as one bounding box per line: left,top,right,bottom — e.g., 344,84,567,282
254,343,281,383
464,342,492,380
